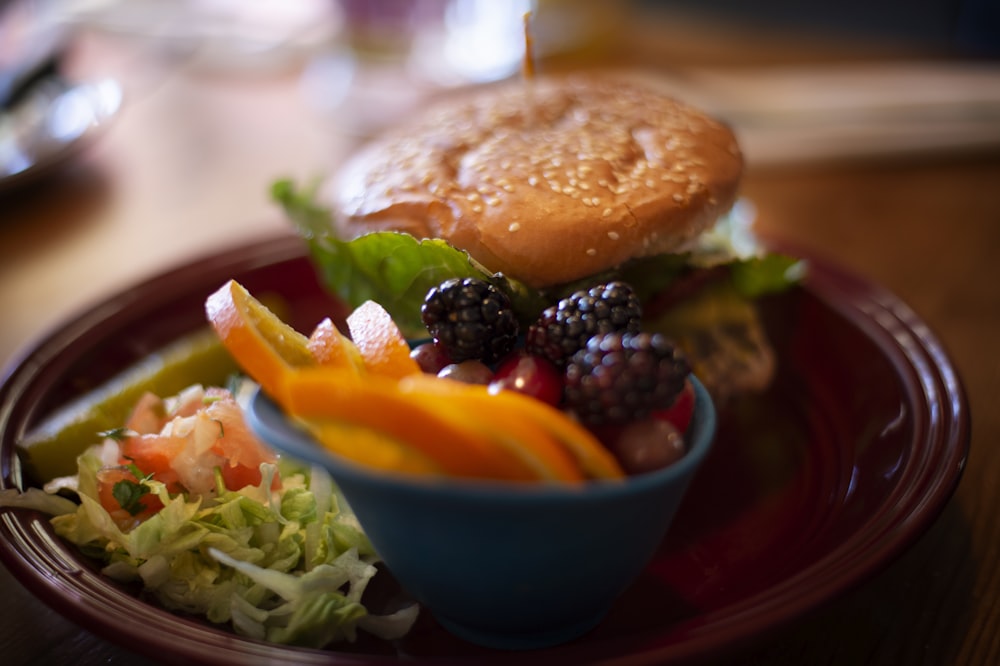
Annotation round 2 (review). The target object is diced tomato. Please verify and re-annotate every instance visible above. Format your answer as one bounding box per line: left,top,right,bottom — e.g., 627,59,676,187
218,463,267,493
171,385,213,418
109,388,281,516
96,466,165,531
205,397,280,490
119,434,185,493
125,392,167,435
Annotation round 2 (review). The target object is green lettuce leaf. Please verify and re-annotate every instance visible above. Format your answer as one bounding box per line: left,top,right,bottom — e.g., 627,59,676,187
273,179,551,337
273,179,802,336
730,253,805,298
8,443,412,648
0,487,79,515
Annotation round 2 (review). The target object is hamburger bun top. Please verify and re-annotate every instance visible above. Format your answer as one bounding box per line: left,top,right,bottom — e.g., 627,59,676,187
328,72,744,288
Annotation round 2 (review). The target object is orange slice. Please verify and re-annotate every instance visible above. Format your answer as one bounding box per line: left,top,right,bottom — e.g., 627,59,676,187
297,419,443,476
398,375,586,483
307,317,365,374
281,366,539,481
345,300,421,379
486,387,626,480
205,280,313,405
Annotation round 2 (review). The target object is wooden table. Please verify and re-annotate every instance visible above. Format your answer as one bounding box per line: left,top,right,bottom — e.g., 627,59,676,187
2,9,998,665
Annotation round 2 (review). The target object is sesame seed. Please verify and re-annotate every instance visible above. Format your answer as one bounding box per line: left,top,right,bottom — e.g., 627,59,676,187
602,208,613,217
586,248,597,256
487,197,501,207
472,204,483,213
509,222,521,232
672,193,684,203
608,231,620,240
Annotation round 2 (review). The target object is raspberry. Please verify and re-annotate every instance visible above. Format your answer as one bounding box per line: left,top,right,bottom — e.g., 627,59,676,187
526,281,641,367
421,278,519,364
564,331,690,426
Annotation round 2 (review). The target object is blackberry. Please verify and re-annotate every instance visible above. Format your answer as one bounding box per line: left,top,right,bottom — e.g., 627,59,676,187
526,281,641,367
421,278,519,364
564,331,690,426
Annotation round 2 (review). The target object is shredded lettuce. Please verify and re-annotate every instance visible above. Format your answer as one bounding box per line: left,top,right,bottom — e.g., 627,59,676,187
0,487,79,515
0,446,417,648
273,179,802,337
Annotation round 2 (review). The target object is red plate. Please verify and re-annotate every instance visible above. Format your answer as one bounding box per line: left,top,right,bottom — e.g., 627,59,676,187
0,235,969,665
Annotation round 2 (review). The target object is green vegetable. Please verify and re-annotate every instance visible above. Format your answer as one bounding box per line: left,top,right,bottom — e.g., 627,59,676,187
0,450,417,648
273,179,803,337
273,179,549,336
98,428,133,443
112,466,154,516
730,253,805,298
17,328,239,482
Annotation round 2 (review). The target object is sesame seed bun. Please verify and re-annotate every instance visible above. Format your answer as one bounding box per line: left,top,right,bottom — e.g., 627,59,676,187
328,72,744,288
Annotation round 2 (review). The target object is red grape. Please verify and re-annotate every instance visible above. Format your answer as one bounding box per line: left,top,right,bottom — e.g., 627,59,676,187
489,351,563,406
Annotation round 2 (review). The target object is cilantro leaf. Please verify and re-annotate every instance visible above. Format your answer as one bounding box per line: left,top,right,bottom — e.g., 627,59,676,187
98,427,134,442
112,477,152,516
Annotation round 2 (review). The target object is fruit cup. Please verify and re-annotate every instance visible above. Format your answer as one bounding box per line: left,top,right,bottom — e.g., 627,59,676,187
245,376,716,650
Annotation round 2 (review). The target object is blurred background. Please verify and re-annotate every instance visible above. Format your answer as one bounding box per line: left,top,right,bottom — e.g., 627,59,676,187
647,0,1000,57
2,2,1000,665
2,0,999,367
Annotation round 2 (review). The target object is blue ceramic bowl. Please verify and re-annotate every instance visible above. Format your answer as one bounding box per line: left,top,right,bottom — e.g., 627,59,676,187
245,377,716,650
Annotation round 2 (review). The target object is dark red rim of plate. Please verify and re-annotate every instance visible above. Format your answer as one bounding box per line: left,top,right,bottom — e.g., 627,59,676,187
0,234,970,665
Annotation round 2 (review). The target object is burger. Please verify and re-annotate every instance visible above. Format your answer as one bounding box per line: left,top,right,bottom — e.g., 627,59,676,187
274,72,801,402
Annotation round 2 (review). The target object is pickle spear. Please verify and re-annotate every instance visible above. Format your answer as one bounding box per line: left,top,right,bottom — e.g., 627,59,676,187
17,328,238,482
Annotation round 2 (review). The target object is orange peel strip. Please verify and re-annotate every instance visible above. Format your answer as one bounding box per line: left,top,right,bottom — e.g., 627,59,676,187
281,366,540,481
345,300,421,379
297,418,443,476
307,317,366,374
205,279,312,405
399,375,586,483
